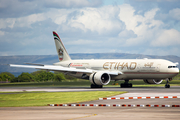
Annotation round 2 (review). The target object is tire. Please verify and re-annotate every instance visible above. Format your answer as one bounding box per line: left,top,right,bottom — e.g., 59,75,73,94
120,83,132,88
91,84,103,88
165,84,170,88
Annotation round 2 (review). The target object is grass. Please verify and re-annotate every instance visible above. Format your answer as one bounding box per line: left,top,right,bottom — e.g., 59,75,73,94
0,91,126,107
0,71,179,87
0,71,179,107
0,79,180,88
0,80,90,87
0,73,179,107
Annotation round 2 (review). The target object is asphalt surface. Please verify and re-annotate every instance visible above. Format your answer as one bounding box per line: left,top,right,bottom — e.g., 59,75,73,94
0,86,180,93
0,87,180,120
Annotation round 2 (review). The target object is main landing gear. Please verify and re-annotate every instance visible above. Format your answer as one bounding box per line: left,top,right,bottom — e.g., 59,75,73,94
91,84,103,88
165,78,171,88
120,80,132,88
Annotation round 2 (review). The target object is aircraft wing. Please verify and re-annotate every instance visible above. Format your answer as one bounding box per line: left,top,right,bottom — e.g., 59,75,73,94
9,64,122,75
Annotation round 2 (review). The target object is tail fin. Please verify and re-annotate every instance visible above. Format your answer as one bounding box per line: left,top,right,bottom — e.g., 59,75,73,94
53,31,71,62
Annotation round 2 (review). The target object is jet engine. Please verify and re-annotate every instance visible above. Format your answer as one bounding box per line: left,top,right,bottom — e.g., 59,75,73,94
89,72,111,85
143,79,163,84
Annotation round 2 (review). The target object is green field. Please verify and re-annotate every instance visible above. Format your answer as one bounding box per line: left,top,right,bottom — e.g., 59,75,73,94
0,70,179,87
0,79,180,87
0,91,126,107
0,72,179,107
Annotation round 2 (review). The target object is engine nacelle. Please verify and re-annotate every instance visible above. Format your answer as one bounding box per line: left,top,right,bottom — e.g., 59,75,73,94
89,72,111,85
143,79,163,84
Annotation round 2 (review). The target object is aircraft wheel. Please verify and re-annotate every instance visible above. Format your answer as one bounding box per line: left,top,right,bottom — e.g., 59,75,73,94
165,84,170,88
120,83,132,88
91,84,103,88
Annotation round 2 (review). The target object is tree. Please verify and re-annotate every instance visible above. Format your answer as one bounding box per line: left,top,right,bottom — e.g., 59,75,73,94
11,77,18,82
31,70,45,76
47,72,54,81
32,70,54,82
54,73,66,81
0,72,12,82
64,74,77,80
54,71,76,80
0,72,15,80
18,72,34,82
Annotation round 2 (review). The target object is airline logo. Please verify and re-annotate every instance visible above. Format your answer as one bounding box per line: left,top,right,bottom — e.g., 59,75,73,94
53,32,60,40
58,48,63,61
68,63,89,67
103,62,137,70
69,63,83,67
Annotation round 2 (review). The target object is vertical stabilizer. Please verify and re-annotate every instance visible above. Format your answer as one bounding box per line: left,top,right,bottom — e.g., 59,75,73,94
53,31,71,62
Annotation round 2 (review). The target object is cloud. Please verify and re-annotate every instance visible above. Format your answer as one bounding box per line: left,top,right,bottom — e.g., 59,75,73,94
143,47,179,56
154,8,180,32
151,29,180,47
126,0,180,13
0,0,102,18
0,0,44,18
118,30,137,38
64,6,123,35
118,4,164,46
0,0,180,56
169,8,180,21
119,4,162,35
44,0,102,8
66,39,100,45
0,13,46,31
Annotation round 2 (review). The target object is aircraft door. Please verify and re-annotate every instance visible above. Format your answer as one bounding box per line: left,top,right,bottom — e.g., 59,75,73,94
156,64,161,72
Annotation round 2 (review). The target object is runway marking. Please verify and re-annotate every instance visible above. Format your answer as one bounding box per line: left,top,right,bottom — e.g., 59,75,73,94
99,96,180,100
48,104,180,107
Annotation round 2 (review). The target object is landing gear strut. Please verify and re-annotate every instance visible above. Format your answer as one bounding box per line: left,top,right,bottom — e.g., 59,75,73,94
120,80,132,88
165,78,171,88
91,84,103,88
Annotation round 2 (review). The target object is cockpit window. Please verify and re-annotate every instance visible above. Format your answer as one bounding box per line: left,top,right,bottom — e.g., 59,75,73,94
168,66,177,68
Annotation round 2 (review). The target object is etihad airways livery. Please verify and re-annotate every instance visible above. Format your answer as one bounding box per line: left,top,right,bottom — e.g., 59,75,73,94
10,31,179,88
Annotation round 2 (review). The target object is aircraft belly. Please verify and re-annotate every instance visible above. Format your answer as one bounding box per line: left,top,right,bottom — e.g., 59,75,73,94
121,72,177,79
111,74,127,80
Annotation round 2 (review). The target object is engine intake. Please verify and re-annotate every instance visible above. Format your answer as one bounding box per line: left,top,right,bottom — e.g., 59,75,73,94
89,72,111,85
143,79,163,84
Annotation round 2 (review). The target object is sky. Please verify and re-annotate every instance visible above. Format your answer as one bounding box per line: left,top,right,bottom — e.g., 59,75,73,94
0,0,180,57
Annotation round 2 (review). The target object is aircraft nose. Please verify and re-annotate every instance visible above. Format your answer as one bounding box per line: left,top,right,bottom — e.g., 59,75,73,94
173,68,179,75
175,68,179,74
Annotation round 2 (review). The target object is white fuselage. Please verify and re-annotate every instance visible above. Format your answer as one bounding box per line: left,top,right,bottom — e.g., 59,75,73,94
54,59,179,80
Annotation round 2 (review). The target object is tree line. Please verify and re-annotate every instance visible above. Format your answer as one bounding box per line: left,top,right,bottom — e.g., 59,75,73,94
0,71,77,83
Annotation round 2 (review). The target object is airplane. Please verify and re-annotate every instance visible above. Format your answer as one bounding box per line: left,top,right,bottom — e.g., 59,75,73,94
10,31,179,88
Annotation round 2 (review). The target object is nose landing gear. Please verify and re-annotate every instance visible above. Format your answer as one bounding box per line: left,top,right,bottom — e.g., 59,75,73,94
165,78,172,88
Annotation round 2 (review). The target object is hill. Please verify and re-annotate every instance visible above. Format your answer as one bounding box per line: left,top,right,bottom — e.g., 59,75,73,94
0,53,179,76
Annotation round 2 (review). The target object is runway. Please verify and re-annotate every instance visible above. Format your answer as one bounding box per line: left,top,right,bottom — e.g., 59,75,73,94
1,87,180,120
0,86,180,93
1,107,180,120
